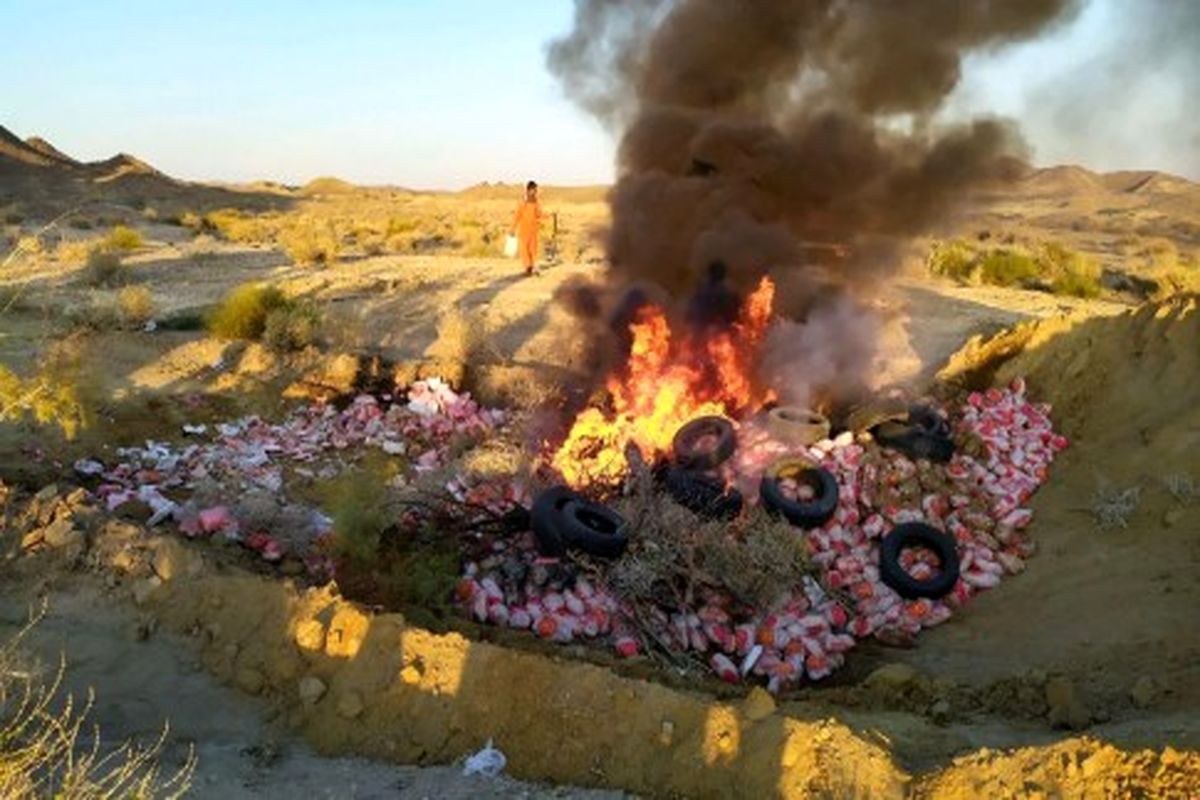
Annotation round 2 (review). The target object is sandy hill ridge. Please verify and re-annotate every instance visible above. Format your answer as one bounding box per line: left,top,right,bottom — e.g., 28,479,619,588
23,135,79,166
1020,164,1199,199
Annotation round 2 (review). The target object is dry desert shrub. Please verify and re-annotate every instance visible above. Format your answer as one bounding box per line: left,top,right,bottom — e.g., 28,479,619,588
262,301,321,353
278,223,340,267
81,249,127,288
206,283,289,340
927,238,1102,298
103,224,143,252
426,307,486,365
117,284,156,327
0,336,91,439
0,607,195,799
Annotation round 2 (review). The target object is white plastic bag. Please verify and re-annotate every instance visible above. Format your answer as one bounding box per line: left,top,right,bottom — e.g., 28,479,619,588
463,738,507,777
503,234,518,258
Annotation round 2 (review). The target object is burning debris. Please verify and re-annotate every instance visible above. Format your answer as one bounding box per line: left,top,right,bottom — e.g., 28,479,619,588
552,276,774,486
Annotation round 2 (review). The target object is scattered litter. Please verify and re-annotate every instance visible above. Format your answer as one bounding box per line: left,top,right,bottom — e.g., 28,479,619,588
462,739,507,777
73,459,105,476
83,379,503,567
462,379,1068,691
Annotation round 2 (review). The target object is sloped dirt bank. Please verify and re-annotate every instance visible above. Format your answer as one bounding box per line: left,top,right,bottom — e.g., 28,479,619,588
914,297,1200,720
56,522,1190,799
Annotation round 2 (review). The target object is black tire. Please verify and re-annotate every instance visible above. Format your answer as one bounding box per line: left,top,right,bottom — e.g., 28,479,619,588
558,499,629,559
530,486,577,557
663,467,743,520
672,416,736,470
878,522,960,600
759,461,839,529
872,420,954,464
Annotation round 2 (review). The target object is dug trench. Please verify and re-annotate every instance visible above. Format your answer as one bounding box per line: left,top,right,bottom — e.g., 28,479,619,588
1,297,1198,797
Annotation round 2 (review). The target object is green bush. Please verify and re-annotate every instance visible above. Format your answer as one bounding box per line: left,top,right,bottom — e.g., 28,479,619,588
104,225,143,252
81,250,127,287
262,301,321,353
978,249,1040,287
326,472,391,566
206,283,289,340
927,239,977,283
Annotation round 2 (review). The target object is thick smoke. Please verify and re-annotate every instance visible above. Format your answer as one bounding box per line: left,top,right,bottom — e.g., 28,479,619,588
549,0,1078,406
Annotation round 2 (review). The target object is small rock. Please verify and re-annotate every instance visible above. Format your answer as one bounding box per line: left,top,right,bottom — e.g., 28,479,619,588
64,487,89,508
20,529,45,550
658,720,675,747
336,691,365,719
34,484,59,503
152,539,187,581
400,665,422,685
1162,508,1184,528
42,518,84,552
298,675,327,706
237,667,266,695
1130,676,1160,709
929,699,952,726
742,686,777,722
865,663,919,691
1045,676,1090,730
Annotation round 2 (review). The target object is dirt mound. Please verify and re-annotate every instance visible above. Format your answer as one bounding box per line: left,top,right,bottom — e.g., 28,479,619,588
916,297,1200,723
300,176,358,196
948,295,1200,457
1021,165,1106,196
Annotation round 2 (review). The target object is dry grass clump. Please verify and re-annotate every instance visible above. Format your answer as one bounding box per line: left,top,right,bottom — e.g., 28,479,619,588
1164,473,1197,505
1090,484,1142,530
0,608,195,799
206,283,289,340
117,284,156,327
278,223,340,267
103,224,143,252
0,338,90,439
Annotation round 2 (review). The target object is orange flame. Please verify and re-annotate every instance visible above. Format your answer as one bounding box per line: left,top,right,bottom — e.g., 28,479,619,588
552,277,776,487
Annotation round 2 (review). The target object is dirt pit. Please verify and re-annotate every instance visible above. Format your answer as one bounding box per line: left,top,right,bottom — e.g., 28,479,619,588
2,290,1198,798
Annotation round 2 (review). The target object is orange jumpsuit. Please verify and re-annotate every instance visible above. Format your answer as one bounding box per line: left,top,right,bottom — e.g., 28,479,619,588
512,199,543,271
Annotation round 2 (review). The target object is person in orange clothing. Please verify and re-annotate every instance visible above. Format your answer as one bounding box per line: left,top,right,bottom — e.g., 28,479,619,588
510,180,543,276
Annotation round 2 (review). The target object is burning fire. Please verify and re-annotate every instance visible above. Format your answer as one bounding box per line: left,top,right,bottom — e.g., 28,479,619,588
552,277,776,487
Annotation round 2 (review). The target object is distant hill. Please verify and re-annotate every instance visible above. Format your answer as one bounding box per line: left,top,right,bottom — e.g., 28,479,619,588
0,123,292,218
1019,164,1199,199
23,135,79,166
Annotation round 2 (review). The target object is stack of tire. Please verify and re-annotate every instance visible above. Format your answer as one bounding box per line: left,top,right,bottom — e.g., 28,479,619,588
662,416,745,520
530,486,629,559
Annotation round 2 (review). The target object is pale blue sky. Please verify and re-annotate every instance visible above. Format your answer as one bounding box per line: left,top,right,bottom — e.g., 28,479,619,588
2,0,1195,187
